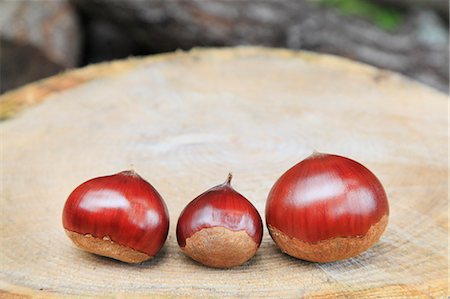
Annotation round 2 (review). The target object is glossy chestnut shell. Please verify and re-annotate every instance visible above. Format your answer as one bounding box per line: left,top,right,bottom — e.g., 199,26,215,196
62,170,169,263
176,174,263,268
266,153,389,262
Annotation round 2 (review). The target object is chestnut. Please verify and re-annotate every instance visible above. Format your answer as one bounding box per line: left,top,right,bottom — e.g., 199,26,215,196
176,174,263,268
62,170,169,263
266,153,389,262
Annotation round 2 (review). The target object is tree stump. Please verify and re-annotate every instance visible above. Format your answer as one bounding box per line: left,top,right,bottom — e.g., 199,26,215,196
0,47,447,298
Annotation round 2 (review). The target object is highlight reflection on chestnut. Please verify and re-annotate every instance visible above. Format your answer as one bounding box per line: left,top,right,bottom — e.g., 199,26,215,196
177,174,263,268
62,170,169,263
266,152,389,262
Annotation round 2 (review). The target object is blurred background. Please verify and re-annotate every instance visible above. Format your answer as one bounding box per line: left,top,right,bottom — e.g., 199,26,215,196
1,0,448,94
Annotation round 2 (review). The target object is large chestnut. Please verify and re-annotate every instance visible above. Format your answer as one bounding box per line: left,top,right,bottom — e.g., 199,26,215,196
266,153,389,262
62,170,169,263
176,174,263,268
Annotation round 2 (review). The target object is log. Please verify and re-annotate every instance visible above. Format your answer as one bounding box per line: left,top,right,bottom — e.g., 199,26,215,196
0,0,80,93
373,0,449,15
0,47,447,298
71,0,449,92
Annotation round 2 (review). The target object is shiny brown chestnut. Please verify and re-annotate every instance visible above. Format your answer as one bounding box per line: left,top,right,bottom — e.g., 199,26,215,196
266,152,389,262
176,174,263,268
62,170,169,263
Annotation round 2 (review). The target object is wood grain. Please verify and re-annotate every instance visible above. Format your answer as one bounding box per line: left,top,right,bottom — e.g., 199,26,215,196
0,47,447,298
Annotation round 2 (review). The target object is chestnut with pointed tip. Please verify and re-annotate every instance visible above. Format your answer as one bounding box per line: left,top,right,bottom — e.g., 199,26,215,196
266,153,389,262
176,174,263,268
62,170,169,263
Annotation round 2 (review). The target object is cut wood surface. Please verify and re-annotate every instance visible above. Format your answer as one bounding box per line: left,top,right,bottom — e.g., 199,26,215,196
0,47,447,298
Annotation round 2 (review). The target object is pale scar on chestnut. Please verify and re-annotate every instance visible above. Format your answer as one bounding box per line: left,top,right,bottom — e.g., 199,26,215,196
65,230,152,263
181,227,258,268
268,215,388,262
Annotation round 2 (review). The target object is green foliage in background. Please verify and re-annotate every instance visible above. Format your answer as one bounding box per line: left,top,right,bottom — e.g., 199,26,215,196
317,0,405,31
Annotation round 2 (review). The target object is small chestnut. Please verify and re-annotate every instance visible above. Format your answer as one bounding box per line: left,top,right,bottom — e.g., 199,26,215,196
62,170,169,263
176,174,263,268
266,152,389,262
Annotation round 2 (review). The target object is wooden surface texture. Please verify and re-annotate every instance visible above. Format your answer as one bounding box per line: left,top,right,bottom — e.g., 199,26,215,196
0,47,448,298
